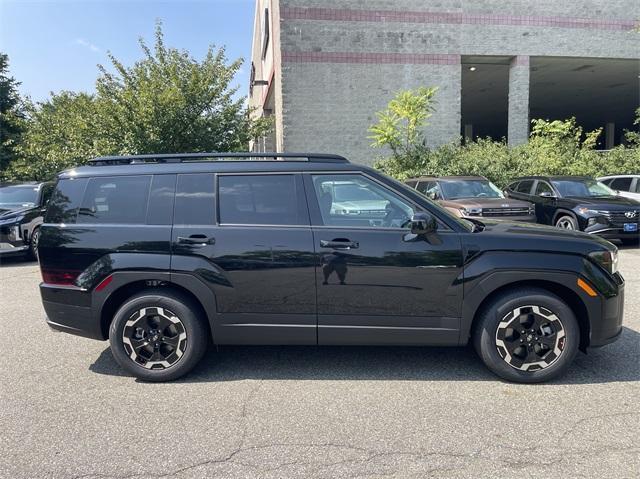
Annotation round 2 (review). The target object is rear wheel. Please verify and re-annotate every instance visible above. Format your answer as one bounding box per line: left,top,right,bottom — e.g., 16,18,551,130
555,215,578,230
473,288,579,383
109,290,209,381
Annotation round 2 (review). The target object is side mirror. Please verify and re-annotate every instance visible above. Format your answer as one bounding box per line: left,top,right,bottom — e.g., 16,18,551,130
410,212,437,235
539,191,556,198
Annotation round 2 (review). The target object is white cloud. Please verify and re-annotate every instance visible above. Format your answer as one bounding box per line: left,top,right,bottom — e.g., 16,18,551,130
74,38,100,52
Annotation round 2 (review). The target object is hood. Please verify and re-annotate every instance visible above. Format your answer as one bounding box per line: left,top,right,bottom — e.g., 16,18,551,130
469,219,616,255
0,205,33,218
569,195,640,209
443,197,531,209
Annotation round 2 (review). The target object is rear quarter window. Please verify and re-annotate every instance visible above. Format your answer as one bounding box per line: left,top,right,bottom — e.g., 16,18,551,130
77,176,151,224
44,178,88,224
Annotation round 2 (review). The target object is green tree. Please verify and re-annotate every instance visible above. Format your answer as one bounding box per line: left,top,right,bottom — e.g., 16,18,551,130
0,53,25,172
4,22,271,181
369,87,438,178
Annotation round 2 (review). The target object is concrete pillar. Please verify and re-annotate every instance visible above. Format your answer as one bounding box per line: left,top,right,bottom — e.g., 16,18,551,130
508,55,530,146
605,122,615,150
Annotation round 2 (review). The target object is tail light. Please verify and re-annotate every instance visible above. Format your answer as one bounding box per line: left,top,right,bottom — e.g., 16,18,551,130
41,267,82,286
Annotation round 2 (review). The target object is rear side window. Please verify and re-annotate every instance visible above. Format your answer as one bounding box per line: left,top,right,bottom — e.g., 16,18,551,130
218,174,307,225
174,174,215,225
515,180,534,194
78,176,151,224
44,178,88,224
609,177,632,192
147,175,176,225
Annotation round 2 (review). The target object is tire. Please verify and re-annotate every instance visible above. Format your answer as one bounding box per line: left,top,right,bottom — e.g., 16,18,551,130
29,227,40,261
554,214,578,230
473,287,579,383
109,289,209,381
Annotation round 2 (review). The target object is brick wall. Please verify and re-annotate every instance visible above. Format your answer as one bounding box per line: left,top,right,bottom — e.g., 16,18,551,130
275,0,639,164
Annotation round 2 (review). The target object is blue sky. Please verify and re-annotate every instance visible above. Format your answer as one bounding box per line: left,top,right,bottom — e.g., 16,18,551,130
0,0,255,102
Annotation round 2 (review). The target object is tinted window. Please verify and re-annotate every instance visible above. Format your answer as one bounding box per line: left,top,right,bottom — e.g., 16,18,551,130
147,175,176,225
44,178,88,224
610,177,633,192
174,174,215,225
416,181,442,200
218,175,306,225
439,180,504,199
515,180,534,194
535,181,554,196
40,183,55,206
312,174,415,228
78,176,151,224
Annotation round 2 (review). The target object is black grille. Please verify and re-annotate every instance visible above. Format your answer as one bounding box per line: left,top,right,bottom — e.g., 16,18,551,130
603,210,639,226
482,207,531,217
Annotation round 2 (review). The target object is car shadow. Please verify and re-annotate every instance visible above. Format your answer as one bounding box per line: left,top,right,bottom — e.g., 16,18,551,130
0,256,37,268
90,326,639,385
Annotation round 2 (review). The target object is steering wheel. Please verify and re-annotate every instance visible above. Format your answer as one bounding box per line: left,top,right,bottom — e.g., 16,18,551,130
477,193,489,198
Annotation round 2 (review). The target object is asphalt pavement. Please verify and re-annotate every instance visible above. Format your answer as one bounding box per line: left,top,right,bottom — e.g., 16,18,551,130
1,247,638,478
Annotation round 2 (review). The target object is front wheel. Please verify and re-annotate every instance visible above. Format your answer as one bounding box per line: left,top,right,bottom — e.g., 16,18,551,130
29,227,40,261
555,215,578,230
473,288,579,383
109,290,209,381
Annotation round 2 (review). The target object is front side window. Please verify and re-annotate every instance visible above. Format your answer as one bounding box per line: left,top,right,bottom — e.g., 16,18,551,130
551,179,615,198
609,177,633,192
417,181,443,200
218,174,307,225
535,181,554,196
515,180,534,194
78,176,151,224
311,174,415,228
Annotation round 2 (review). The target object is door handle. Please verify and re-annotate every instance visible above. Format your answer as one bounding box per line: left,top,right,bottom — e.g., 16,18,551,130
177,235,215,246
320,239,359,249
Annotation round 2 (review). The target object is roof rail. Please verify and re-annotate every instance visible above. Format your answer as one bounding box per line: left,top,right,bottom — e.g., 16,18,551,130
87,152,349,166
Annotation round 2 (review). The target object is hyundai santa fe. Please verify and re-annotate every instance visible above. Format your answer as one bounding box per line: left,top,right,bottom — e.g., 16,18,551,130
39,153,625,383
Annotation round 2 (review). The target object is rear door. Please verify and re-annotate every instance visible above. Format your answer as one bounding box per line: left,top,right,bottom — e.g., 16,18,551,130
170,172,317,345
305,172,464,346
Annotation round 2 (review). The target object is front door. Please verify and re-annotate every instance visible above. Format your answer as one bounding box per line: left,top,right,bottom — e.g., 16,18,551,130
305,173,464,346
171,172,317,344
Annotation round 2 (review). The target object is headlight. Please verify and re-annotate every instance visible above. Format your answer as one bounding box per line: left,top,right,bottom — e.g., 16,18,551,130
0,215,24,226
460,207,481,216
578,208,609,216
589,250,618,275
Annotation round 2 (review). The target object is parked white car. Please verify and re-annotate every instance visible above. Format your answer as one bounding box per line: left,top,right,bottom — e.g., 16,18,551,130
598,175,640,201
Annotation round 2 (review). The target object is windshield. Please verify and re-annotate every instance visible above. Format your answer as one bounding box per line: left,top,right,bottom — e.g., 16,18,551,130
551,179,615,198
440,180,504,200
0,185,39,207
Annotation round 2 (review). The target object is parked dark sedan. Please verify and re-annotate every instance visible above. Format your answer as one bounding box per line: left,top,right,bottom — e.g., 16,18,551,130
0,182,54,259
504,176,640,244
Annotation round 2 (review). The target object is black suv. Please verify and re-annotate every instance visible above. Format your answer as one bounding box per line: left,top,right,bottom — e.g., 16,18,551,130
39,153,625,383
0,182,54,259
505,176,640,244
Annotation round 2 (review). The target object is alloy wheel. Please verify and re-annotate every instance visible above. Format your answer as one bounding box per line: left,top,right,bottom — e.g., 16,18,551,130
122,307,187,370
495,305,566,372
556,218,575,230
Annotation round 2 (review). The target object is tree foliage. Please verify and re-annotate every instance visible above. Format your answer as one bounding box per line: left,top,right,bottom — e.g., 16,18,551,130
3,22,271,181
372,88,640,187
0,53,25,172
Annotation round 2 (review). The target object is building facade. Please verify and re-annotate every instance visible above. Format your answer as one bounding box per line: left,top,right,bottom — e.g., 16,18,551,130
249,0,639,165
